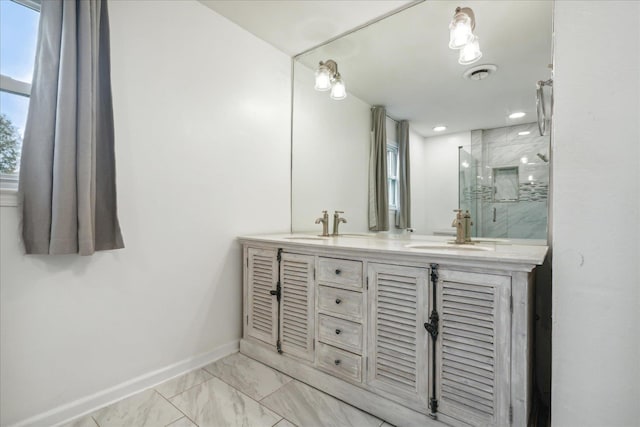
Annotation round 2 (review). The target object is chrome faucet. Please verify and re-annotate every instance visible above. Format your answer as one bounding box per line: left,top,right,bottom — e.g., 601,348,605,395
332,211,347,236
315,210,329,236
452,209,466,244
463,210,473,243
452,209,473,244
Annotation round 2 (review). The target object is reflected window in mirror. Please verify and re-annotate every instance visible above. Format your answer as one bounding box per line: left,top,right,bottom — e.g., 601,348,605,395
387,141,398,210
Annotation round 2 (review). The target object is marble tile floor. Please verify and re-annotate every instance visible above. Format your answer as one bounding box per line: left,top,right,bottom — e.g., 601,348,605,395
60,352,394,427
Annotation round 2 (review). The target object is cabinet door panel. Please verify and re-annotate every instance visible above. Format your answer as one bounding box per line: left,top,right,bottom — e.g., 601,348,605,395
368,263,429,411
246,247,278,346
280,253,315,362
436,269,511,427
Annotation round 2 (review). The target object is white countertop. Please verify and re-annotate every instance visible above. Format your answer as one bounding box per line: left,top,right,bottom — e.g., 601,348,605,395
239,233,548,266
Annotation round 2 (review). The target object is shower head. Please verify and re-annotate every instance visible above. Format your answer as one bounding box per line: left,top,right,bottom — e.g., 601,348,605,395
537,153,549,163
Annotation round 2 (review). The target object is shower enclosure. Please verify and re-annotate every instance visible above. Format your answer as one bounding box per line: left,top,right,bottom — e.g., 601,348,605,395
459,123,550,240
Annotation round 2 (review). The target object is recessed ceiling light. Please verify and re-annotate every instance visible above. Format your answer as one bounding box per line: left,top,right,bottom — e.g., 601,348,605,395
509,112,526,119
518,131,531,136
433,126,447,132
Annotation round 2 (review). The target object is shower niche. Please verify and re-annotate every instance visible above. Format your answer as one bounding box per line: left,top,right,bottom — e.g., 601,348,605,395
459,122,550,240
493,167,519,202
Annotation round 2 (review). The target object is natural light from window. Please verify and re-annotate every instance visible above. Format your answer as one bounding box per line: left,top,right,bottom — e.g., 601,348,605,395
0,0,40,184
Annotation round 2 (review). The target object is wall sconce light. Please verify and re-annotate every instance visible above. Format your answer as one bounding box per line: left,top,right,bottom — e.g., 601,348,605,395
449,7,482,65
314,59,347,100
458,35,482,64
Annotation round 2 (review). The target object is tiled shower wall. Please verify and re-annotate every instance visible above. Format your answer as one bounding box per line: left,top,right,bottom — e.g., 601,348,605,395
463,122,550,239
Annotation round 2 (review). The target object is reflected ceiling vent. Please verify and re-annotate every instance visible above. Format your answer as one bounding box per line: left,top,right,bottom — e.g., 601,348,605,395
463,64,498,81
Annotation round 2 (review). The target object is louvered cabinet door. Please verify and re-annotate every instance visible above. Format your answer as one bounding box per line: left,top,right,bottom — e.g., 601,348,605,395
246,247,278,346
436,269,511,427
280,253,315,362
368,263,429,411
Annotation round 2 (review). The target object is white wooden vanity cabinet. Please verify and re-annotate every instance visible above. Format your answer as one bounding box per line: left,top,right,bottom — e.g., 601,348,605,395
240,235,547,427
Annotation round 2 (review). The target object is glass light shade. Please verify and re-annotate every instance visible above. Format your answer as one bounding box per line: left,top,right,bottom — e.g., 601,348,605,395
458,36,482,65
449,12,473,49
314,65,332,91
330,77,347,100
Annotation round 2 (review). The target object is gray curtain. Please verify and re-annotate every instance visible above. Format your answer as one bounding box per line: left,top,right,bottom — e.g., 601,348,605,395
368,106,389,231
395,120,411,229
19,0,124,255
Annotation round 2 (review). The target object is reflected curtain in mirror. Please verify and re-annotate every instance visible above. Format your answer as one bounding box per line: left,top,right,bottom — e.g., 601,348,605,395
395,120,411,229
19,0,124,255
368,106,389,231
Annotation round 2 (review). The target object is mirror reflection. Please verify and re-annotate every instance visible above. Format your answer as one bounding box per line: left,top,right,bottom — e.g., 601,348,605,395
291,0,553,241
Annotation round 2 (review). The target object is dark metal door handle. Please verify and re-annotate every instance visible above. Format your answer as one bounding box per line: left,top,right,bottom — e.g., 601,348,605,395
334,359,341,365
335,329,341,335
335,269,341,275
335,298,342,304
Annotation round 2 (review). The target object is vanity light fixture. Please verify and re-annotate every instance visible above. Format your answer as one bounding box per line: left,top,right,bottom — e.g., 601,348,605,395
509,112,526,119
433,125,447,132
458,35,482,65
314,59,347,100
448,7,475,49
449,7,482,65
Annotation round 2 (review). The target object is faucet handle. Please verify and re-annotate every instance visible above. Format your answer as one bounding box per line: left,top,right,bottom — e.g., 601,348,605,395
334,210,344,214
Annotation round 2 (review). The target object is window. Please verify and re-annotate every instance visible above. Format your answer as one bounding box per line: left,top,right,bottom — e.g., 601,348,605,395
0,0,40,203
387,140,399,210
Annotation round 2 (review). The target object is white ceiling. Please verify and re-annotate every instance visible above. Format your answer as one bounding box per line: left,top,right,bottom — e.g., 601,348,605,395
199,0,553,138
198,0,414,56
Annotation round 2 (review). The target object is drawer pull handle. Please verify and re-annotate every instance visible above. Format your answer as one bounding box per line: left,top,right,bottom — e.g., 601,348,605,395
335,329,341,335
335,269,341,275
334,359,341,366
335,298,342,304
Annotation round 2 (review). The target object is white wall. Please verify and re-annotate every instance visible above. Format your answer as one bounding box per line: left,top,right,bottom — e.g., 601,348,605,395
416,131,470,235
291,63,371,233
552,2,639,426
0,1,291,425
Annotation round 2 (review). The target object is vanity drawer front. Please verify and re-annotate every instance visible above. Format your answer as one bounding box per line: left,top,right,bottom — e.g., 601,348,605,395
317,258,363,288
318,286,363,321
318,314,363,353
316,342,362,383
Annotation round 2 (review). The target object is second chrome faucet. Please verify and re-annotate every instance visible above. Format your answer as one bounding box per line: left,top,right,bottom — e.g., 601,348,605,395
332,211,347,236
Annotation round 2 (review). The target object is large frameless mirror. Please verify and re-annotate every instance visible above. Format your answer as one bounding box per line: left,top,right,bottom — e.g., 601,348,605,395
291,0,553,242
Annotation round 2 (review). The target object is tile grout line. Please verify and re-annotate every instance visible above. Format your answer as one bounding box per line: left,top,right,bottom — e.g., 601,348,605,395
199,370,285,423
258,377,294,403
155,389,199,427
155,369,214,400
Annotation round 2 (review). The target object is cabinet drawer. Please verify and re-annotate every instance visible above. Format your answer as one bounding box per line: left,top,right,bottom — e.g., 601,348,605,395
317,258,363,288
318,314,362,353
318,286,363,321
316,342,362,383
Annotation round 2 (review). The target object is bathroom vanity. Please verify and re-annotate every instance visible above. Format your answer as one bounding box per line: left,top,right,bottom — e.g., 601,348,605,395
239,234,547,427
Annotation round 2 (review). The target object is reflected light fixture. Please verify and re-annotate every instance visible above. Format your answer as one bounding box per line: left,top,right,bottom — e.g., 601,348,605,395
314,59,346,100
509,112,526,119
433,125,447,132
518,131,531,136
449,7,482,65
458,36,482,65
449,7,475,49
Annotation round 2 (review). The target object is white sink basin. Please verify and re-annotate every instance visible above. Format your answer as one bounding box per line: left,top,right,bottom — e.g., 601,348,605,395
283,236,328,241
335,233,376,238
404,243,492,252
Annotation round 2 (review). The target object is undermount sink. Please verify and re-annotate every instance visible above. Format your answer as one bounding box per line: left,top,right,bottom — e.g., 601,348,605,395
283,236,328,241
404,243,492,252
335,233,376,238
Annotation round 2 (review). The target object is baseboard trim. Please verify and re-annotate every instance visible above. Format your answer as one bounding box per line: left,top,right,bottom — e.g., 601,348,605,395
9,340,239,427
